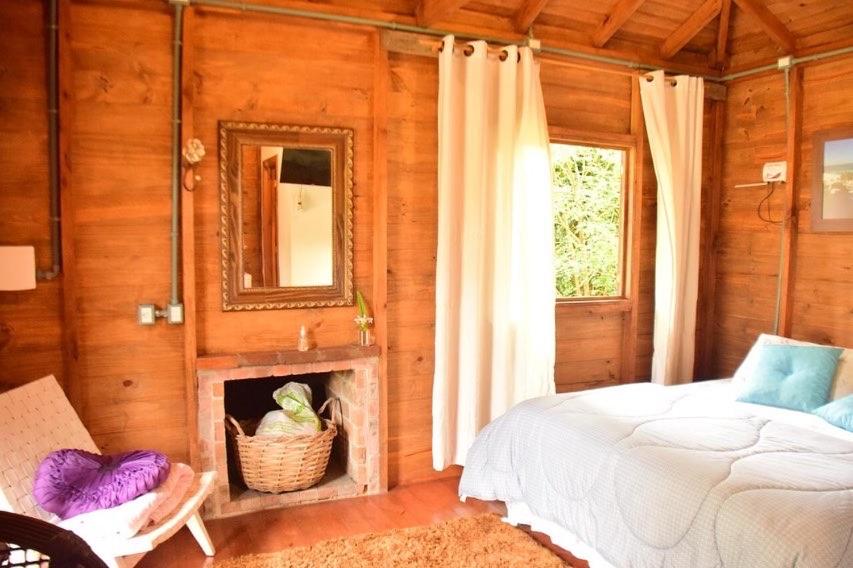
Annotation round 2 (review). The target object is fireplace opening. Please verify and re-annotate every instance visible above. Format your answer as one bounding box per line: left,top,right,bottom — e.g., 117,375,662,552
222,371,364,512
223,372,330,421
197,349,381,518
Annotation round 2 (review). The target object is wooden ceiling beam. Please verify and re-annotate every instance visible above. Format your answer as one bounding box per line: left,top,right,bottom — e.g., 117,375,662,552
592,0,648,48
713,0,732,67
514,0,550,33
660,0,722,59
416,0,471,27
732,0,796,53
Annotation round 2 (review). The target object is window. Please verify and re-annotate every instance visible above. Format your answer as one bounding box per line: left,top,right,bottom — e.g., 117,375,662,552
551,142,626,300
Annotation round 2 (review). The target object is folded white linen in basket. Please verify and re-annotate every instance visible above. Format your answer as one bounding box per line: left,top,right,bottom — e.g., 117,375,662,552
58,462,194,542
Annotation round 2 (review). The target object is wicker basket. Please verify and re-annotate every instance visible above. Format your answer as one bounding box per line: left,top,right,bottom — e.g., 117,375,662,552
224,398,339,494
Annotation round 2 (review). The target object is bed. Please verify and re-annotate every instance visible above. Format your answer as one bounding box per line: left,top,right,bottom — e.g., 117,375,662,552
459,377,853,567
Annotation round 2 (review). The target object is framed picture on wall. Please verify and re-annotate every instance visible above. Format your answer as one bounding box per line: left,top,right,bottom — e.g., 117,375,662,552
812,128,853,232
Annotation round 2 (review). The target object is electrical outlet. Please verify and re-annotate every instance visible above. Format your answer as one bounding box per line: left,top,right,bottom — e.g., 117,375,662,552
167,303,184,325
138,304,156,326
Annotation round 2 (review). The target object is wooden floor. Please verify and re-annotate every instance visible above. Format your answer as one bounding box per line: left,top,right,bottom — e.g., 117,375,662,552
140,476,587,567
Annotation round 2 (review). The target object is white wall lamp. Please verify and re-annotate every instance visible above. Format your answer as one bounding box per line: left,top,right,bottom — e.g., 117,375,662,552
0,246,37,291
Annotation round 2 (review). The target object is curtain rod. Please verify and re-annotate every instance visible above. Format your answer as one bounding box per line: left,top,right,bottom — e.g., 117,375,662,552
184,0,853,83
437,41,521,62
439,40,676,86
432,37,671,82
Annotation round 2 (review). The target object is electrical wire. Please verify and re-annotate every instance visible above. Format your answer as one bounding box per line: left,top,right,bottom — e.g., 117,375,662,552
756,182,782,224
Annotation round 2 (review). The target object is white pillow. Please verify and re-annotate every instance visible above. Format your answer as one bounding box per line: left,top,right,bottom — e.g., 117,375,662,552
733,333,852,400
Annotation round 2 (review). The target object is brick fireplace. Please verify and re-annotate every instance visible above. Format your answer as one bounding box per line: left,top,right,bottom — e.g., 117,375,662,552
196,345,383,518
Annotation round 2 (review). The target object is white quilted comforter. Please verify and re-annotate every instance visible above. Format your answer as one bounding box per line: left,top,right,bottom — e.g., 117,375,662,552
459,380,853,567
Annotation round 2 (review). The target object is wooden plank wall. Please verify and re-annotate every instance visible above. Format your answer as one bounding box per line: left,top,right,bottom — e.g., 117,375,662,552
1,0,730,486
0,0,65,391
62,0,188,458
385,51,443,483
711,55,853,376
192,10,376,355
791,59,853,344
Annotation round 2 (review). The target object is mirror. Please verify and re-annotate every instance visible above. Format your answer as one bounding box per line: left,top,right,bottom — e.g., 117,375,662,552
812,128,853,233
219,122,353,310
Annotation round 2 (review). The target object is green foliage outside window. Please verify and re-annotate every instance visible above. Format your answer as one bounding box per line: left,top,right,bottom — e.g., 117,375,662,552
551,143,624,298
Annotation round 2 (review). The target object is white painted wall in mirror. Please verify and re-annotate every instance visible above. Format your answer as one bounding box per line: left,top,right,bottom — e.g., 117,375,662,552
261,146,334,287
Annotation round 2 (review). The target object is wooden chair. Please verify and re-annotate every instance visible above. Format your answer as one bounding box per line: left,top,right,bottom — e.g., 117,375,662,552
0,376,217,567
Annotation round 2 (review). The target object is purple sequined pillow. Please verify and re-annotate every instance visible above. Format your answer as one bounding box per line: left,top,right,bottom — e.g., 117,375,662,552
33,449,170,519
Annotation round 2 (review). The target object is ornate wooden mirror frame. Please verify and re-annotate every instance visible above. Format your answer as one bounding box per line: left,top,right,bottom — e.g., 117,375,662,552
219,121,354,310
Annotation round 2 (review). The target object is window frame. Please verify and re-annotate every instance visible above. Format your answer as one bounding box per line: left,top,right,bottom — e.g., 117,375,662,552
549,126,638,311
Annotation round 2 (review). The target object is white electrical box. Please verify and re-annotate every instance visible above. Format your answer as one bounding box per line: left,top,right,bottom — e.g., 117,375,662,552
167,303,184,325
762,161,787,183
138,304,156,326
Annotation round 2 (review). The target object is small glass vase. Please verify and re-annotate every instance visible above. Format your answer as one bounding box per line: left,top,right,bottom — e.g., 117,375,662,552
358,328,373,347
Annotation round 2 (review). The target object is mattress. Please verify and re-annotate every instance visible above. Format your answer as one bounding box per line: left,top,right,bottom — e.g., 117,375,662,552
459,380,853,567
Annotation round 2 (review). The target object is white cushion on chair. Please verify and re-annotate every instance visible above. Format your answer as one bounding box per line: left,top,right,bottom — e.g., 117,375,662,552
58,463,195,542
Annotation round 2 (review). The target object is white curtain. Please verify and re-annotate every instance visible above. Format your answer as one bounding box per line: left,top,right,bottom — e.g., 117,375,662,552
639,70,704,386
432,36,555,470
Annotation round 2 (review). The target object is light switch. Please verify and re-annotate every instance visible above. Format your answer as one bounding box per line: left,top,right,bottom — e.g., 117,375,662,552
138,304,156,326
167,303,184,325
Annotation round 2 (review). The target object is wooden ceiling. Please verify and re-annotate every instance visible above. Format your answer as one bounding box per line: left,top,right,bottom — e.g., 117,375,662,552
273,0,853,75
417,0,853,73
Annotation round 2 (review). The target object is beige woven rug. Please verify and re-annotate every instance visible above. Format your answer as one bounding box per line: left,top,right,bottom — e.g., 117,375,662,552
214,513,567,567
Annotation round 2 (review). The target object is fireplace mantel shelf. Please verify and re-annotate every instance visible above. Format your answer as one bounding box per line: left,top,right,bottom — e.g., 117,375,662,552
197,344,380,371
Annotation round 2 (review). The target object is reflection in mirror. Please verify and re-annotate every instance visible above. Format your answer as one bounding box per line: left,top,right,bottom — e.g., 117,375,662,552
220,122,353,310
240,146,334,288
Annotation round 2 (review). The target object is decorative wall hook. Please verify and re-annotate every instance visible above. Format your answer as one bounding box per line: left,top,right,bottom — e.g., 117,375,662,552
182,138,206,191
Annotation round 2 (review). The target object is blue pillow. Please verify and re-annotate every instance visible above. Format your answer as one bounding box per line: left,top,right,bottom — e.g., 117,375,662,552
813,395,853,432
736,344,842,412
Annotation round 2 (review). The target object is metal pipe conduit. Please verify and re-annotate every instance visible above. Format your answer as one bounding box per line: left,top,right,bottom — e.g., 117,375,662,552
720,45,853,82
169,0,185,310
38,0,60,280
772,66,792,335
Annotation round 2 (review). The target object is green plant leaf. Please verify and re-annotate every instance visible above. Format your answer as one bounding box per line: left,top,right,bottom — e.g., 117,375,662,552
356,290,369,318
